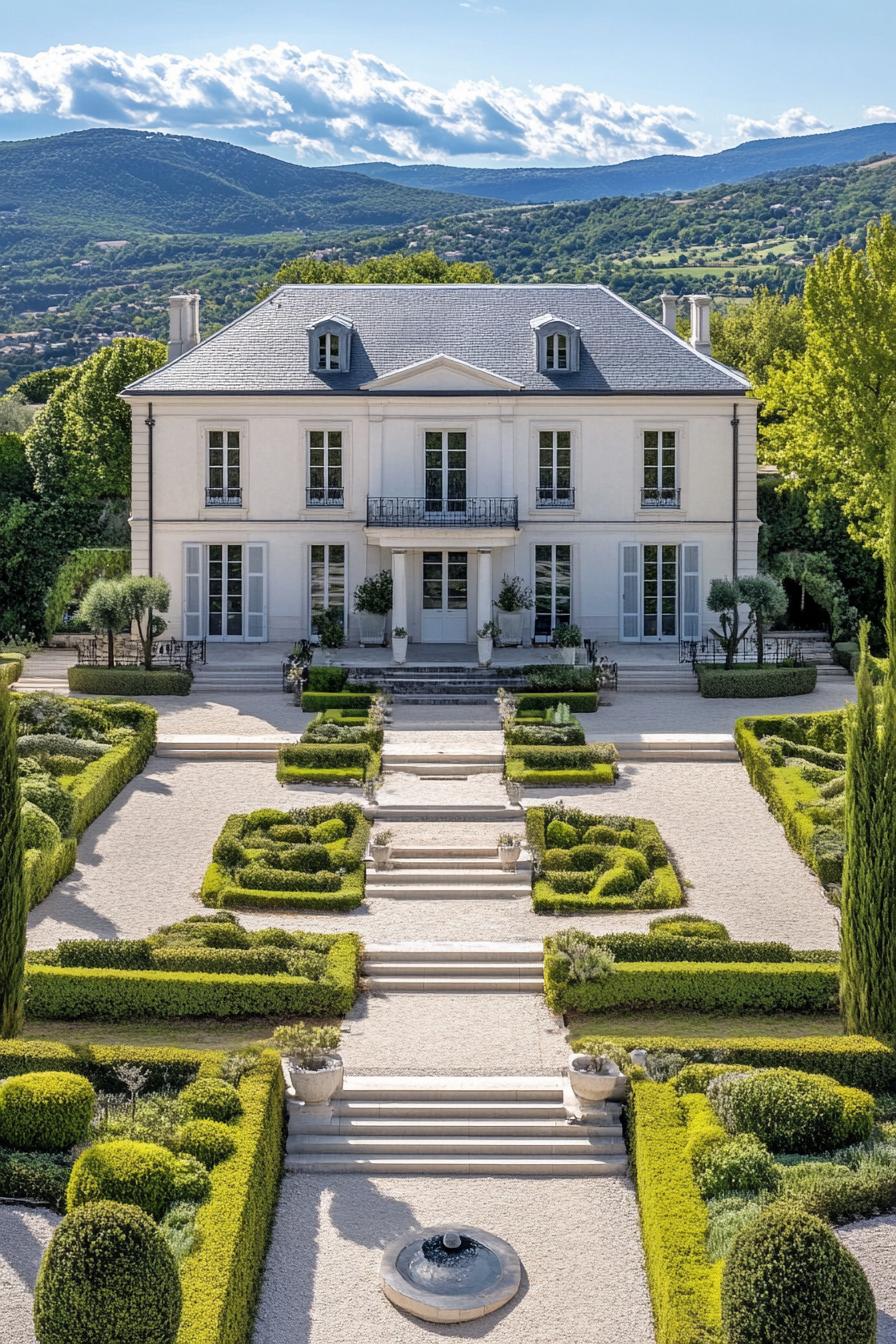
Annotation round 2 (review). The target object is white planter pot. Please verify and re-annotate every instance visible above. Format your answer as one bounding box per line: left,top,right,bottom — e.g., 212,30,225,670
567,1053,622,1104
497,842,521,871
357,611,387,646
558,646,578,665
287,1055,344,1107
496,610,523,646
477,636,493,667
392,636,408,664
371,843,392,871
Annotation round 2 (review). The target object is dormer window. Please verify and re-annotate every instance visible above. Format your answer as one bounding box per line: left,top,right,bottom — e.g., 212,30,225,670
530,314,580,374
307,314,352,374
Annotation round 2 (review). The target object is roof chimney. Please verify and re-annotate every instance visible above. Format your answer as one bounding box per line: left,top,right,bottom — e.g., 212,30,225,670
688,294,711,356
659,291,678,332
167,293,200,362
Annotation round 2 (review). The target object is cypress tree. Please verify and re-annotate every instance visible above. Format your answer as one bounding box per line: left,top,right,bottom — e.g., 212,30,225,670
839,464,896,1038
0,686,26,1036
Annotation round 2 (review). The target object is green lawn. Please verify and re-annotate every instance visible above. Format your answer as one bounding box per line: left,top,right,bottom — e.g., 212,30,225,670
568,1010,844,1043
22,1014,339,1052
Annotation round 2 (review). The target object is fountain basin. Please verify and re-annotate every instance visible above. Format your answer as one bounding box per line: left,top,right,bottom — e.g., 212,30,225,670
380,1224,521,1322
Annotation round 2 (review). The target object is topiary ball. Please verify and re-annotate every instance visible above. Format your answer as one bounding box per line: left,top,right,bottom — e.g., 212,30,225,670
310,817,347,843
179,1078,242,1122
649,912,729,940
545,818,578,849
67,1139,210,1221
721,1203,876,1344
174,1118,237,1169
0,1071,94,1153
708,1068,873,1154
20,801,63,853
33,1200,182,1344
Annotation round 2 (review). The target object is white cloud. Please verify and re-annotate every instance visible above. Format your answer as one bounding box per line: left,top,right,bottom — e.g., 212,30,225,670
726,107,830,142
866,104,896,122
0,42,711,164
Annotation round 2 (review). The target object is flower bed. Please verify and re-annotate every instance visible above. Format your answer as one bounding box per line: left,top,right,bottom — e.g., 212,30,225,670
0,1037,283,1344
527,805,682,912
14,692,156,907
735,710,846,885
25,913,361,1020
696,663,818,698
200,804,369,911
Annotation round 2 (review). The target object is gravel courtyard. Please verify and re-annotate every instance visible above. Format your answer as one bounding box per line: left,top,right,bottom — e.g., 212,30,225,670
252,1173,655,1344
0,1206,58,1344
838,1216,896,1343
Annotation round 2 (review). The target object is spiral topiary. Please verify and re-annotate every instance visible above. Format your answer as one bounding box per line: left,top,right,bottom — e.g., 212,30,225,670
33,1200,182,1344
721,1203,875,1344
67,1139,210,1221
0,1071,94,1153
174,1118,237,1169
179,1077,242,1122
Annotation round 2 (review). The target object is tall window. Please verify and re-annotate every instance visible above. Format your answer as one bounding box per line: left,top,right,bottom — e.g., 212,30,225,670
534,544,572,639
206,430,241,506
537,430,573,506
307,430,343,506
642,430,679,508
317,332,340,370
424,431,467,514
545,332,568,371
310,544,346,634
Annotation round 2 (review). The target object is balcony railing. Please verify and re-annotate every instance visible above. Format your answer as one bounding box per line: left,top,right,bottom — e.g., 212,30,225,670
641,486,681,509
306,486,344,508
366,496,519,528
205,486,243,507
535,487,575,508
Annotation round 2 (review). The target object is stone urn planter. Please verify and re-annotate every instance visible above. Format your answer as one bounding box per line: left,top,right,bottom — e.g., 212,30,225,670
392,628,408,664
357,611,387,646
370,830,394,870
567,1052,622,1105
477,635,493,666
272,1023,343,1108
497,834,521,871
496,609,524,646
288,1055,344,1107
558,645,577,665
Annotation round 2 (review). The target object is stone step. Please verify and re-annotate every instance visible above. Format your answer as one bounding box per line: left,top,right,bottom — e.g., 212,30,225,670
388,847,519,859
287,1116,619,1139
363,885,530,900
320,1099,572,1119
283,1152,628,1175
364,942,543,963
334,1076,564,1103
286,1133,625,1157
382,761,502,776
364,959,542,976
371,805,523,821
378,853,529,869
156,735,293,760
366,866,528,885
365,975,544,992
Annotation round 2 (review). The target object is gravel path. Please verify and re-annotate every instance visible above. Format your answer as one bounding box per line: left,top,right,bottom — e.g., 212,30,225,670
838,1217,896,1343
142,693,306,736
253,1173,654,1344
341,993,567,1076
0,1206,58,1344
589,681,854,736
27,760,837,951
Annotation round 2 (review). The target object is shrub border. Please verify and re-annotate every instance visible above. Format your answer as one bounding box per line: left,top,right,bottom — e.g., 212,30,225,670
696,664,818,698
67,666,192,696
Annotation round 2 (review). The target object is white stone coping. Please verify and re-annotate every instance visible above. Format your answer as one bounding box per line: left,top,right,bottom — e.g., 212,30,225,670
380,1224,522,1323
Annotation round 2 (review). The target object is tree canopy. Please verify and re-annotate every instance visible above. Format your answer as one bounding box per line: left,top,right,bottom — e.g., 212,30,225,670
760,215,896,556
258,249,495,299
710,288,805,386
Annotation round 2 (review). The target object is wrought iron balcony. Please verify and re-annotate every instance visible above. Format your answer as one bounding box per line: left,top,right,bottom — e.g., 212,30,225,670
640,486,681,509
205,486,243,507
535,486,575,508
366,496,519,528
306,486,344,508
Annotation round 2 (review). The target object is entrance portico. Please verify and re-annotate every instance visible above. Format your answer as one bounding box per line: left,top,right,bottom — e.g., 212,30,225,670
387,544,501,645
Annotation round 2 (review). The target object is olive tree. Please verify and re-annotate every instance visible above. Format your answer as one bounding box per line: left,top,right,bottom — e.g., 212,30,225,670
739,574,788,666
118,576,171,670
707,578,752,670
78,578,130,668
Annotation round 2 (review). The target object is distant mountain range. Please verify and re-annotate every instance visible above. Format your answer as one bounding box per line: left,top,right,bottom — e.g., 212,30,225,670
343,123,896,204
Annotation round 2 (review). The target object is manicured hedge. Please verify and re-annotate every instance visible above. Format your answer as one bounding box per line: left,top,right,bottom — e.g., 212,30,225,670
735,711,845,885
590,933,809,964
696,663,818,698
24,837,77,909
506,742,617,787
299,690,374,713
528,805,682,912
571,1033,896,1093
628,1080,722,1344
64,700,157,836
0,1039,216,1092
515,691,598,713
0,652,25,688
67,666,192,696
276,741,380,784
544,956,839,1015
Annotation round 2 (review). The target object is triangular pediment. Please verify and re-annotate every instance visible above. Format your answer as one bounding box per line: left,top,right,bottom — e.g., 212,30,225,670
360,354,522,392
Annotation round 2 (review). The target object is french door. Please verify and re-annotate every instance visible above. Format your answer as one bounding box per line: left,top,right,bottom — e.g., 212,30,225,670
421,550,468,642
183,543,266,641
424,431,467,517
534,544,572,640
309,544,346,635
620,543,700,642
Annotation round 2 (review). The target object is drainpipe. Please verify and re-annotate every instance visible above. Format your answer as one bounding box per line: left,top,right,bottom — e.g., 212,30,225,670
145,401,155,576
730,402,739,579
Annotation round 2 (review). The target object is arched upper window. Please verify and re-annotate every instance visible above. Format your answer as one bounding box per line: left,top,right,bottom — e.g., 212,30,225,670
530,314,580,374
307,314,353,374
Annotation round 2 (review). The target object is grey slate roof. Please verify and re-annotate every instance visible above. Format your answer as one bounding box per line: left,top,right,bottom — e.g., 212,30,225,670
123,284,750,396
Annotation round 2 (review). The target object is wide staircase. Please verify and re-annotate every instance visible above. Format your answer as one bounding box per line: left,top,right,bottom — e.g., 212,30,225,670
363,942,543,992
285,1075,627,1176
346,664,526,704
365,846,531,901
14,648,75,694
191,659,283,695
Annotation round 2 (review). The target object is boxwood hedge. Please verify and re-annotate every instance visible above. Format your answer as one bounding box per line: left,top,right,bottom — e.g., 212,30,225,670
528,805,682,912
515,691,598,713
505,742,617,787
67,667,192,696
0,652,24,688
696,663,818,698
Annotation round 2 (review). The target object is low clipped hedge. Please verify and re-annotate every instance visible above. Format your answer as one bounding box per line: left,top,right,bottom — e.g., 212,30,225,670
735,710,845,885
68,666,192,696
528,805,682,912
276,741,380,784
24,837,77,910
505,742,617,787
587,933,811,964
299,690,374,713
0,1039,216,1093
67,1137,210,1220
0,652,25,688
628,1080,722,1344
515,690,598,713
544,957,839,1015
696,663,818,698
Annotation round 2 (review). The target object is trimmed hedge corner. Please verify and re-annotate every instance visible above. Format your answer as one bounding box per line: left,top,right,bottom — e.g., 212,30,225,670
67,666,192,696
0,652,25,688
515,690,598,713
696,663,817,698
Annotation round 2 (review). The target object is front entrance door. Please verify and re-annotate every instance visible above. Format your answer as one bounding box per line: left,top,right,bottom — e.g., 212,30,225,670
421,550,468,642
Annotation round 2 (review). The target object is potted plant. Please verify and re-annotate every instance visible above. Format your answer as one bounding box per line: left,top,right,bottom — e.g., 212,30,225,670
353,571,393,647
391,626,408,664
494,574,533,647
313,606,345,661
553,623,582,665
272,1022,343,1107
496,832,521,871
567,1051,623,1105
370,828,395,870
477,619,500,667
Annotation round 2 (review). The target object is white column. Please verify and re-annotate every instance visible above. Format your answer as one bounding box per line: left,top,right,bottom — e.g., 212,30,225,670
391,549,408,635
477,548,493,631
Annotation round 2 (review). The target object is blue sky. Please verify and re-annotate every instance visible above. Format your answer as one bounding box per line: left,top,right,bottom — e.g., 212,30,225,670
1,0,894,166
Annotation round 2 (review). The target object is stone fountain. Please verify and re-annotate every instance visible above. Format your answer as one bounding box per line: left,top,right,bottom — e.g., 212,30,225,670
380,1224,521,1323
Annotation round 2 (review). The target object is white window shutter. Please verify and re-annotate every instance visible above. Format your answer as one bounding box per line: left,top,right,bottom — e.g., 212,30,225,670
245,544,267,641
680,543,701,639
620,543,640,641
183,544,202,640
